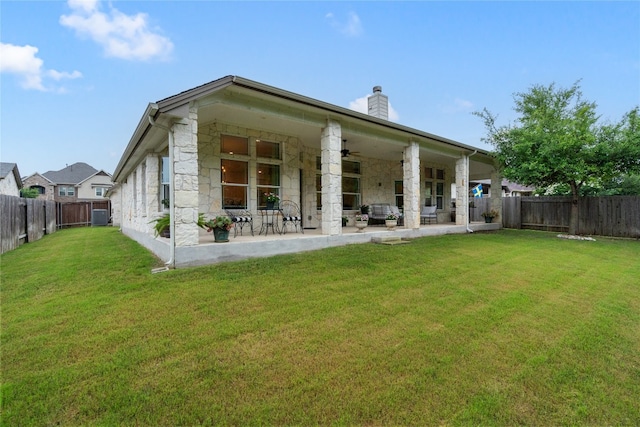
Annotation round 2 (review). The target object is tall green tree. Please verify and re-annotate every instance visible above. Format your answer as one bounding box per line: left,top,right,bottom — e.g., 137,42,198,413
475,81,640,235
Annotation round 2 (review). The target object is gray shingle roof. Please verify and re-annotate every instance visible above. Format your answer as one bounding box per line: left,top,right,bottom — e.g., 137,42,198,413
0,162,17,179
42,162,98,185
0,162,23,189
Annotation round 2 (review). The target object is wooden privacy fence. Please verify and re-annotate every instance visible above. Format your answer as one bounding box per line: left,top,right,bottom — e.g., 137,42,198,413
0,195,56,254
57,200,111,228
469,197,492,222
502,196,640,238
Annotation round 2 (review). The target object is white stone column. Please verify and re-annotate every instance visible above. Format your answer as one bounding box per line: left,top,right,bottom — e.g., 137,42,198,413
455,156,468,226
172,110,199,247
490,168,503,223
403,142,420,229
320,119,342,235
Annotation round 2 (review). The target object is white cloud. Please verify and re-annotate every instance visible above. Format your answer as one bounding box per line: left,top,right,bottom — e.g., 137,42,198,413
349,95,400,122
326,11,363,37
60,0,173,61
441,97,474,114
0,42,82,91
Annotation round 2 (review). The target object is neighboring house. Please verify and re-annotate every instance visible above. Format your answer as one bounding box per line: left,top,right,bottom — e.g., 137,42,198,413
111,75,501,266
0,163,23,197
22,162,112,202
21,173,55,200
470,179,535,198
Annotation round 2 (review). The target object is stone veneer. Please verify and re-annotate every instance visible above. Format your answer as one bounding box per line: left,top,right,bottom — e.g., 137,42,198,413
403,142,421,229
455,156,469,226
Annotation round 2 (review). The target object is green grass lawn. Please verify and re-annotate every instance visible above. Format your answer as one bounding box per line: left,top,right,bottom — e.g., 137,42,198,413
2,228,639,426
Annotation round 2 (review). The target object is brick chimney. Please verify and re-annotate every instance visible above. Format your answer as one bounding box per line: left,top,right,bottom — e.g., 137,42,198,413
367,85,389,120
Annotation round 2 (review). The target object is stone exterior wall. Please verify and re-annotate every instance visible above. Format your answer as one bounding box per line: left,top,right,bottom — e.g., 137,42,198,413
118,155,162,235
197,121,301,217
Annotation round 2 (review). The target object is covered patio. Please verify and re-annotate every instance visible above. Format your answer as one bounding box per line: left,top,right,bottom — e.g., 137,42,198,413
111,75,502,269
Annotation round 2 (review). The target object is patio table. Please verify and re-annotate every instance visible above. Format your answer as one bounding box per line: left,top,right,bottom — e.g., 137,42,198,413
259,209,281,235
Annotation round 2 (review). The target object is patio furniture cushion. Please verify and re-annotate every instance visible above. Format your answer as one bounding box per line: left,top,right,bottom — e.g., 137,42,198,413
224,209,254,237
420,205,437,224
368,203,403,224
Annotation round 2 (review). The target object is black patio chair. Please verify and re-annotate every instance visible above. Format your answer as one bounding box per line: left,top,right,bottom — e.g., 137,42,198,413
224,209,254,237
278,200,304,234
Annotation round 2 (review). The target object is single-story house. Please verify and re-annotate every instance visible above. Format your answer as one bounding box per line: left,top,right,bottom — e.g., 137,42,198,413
0,162,23,197
23,162,113,201
111,75,502,267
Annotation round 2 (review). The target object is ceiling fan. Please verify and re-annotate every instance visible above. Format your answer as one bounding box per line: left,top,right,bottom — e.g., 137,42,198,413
341,139,360,158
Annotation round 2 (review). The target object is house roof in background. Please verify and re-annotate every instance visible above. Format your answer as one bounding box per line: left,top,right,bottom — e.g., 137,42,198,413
472,179,535,193
42,162,98,185
0,162,23,188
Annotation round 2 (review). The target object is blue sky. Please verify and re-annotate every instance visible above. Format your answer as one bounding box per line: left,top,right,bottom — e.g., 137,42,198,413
2,1,639,177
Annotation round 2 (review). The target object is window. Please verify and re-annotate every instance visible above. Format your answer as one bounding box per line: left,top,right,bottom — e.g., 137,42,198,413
257,163,280,207
31,185,45,194
342,176,360,210
436,182,444,209
95,187,104,197
342,159,361,210
222,159,248,208
425,168,445,209
161,156,170,208
256,139,280,159
424,184,433,206
315,157,362,210
221,135,249,156
58,186,75,196
394,181,403,210
315,174,322,209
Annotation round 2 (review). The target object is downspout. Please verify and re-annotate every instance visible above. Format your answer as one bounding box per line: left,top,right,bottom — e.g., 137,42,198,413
466,150,477,233
148,115,176,269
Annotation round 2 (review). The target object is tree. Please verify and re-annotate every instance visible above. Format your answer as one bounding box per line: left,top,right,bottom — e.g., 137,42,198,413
20,187,40,198
475,81,640,235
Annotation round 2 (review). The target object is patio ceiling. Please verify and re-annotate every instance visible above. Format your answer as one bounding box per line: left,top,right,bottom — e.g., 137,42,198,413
195,83,494,172
114,76,495,182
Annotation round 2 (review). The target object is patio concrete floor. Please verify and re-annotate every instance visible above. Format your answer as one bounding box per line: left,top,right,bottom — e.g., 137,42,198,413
168,221,501,268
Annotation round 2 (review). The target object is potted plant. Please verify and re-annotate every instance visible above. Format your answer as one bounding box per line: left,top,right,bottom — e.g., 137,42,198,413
205,215,233,242
481,209,499,223
264,192,280,210
385,213,398,230
151,214,171,238
342,216,348,227
151,212,207,238
355,213,368,232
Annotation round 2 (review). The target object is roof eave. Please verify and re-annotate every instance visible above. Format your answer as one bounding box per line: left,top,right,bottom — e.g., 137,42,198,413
112,103,159,182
